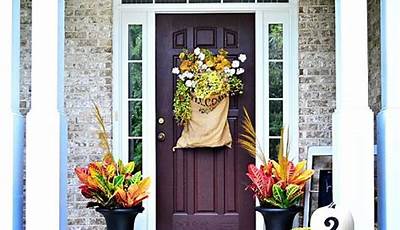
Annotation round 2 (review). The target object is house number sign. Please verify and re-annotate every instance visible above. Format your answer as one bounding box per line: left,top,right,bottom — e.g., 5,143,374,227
310,203,354,230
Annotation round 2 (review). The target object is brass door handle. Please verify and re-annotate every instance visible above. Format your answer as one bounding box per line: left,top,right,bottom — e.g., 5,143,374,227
157,132,166,142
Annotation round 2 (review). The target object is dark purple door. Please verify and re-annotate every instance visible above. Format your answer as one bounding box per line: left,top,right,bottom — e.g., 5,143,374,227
156,14,255,230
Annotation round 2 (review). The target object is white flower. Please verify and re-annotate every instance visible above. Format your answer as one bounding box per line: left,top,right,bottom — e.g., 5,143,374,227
178,74,185,81
172,67,180,75
229,69,236,76
238,54,247,62
194,47,201,56
185,80,193,88
191,81,197,88
223,67,230,73
182,71,194,79
198,53,205,61
201,64,208,70
232,60,240,68
186,72,194,79
236,68,245,75
196,61,203,66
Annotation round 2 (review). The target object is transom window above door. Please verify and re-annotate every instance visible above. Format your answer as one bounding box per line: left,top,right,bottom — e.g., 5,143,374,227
122,0,288,4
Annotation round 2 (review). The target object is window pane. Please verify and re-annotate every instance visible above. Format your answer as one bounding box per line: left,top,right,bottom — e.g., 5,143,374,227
269,100,283,136
156,0,186,2
129,101,142,137
224,0,255,2
258,0,288,2
123,0,152,3
189,0,220,3
129,63,142,99
269,24,283,59
269,138,280,161
128,25,142,60
129,139,142,172
269,62,283,98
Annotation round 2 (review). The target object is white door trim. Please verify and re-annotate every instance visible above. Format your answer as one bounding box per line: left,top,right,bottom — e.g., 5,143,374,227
113,2,299,229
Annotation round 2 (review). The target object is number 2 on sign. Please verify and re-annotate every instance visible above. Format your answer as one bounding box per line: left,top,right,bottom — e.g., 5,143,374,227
324,217,339,230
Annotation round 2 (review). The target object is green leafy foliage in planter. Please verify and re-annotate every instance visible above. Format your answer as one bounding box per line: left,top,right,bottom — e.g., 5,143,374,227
240,108,314,209
75,104,151,209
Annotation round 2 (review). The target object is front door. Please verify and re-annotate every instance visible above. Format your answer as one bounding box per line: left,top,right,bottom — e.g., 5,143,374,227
156,14,255,230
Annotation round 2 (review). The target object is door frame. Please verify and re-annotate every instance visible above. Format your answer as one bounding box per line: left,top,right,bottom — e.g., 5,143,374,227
112,2,299,229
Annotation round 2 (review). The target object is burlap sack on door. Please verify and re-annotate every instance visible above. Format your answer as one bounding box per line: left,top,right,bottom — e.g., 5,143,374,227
174,94,232,150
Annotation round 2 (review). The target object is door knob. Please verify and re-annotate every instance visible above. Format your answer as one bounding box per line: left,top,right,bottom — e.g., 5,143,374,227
157,132,166,142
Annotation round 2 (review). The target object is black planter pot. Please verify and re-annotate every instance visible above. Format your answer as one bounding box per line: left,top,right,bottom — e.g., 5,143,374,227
96,206,144,230
255,206,302,230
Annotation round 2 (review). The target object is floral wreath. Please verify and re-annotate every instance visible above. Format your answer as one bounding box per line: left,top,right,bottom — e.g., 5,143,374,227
172,47,247,124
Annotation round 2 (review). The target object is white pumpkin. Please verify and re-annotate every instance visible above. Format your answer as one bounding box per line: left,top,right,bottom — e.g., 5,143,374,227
310,203,354,230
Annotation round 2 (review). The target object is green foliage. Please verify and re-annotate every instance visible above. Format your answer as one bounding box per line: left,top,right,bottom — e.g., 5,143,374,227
75,104,151,209
241,125,315,209
129,63,142,98
228,75,244,96
269,24,283,59
131,140,142,172
269,62,283,98
264,184,303,208
129,102,142,137
269,111,283,136
193,71,230,98
172,48,246,124
173,80,192,124
129,25,142,60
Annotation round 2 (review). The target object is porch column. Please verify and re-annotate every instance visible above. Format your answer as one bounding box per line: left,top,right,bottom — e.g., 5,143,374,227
333,1,375,230
378,1,400,229
0,1,19,229
26,0,62,229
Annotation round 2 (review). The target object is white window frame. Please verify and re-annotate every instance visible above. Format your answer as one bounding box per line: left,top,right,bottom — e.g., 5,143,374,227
112,1,299,229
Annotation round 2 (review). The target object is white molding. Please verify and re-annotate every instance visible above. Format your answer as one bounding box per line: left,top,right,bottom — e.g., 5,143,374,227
0,0,15,229
303,146,333,227
144,12,157,230
112,0,123,162
255,10,265,230
26,0,61,229
118,2,295,11
113,3,298,229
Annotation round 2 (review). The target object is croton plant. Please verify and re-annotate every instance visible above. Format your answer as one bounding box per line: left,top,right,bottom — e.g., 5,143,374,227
239,108,314,209
75,104,151,209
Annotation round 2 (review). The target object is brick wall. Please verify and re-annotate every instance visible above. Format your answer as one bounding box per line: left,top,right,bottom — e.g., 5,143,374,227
20,0,31,228
64,0,113,229
20,0,31,116
368,0,381,143
298,0,336,160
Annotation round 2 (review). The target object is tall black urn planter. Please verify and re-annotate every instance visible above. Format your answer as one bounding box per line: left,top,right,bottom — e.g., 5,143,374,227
96,206,144,230
256,206,302,230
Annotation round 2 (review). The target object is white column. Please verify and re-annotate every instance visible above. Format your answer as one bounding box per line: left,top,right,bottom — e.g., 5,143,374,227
333,1,375,230
377,1,400,229
0,1,16,229
26,0,61,229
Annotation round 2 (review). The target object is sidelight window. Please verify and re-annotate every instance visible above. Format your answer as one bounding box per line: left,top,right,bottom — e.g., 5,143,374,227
267,23,284,160
128,25,143,171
